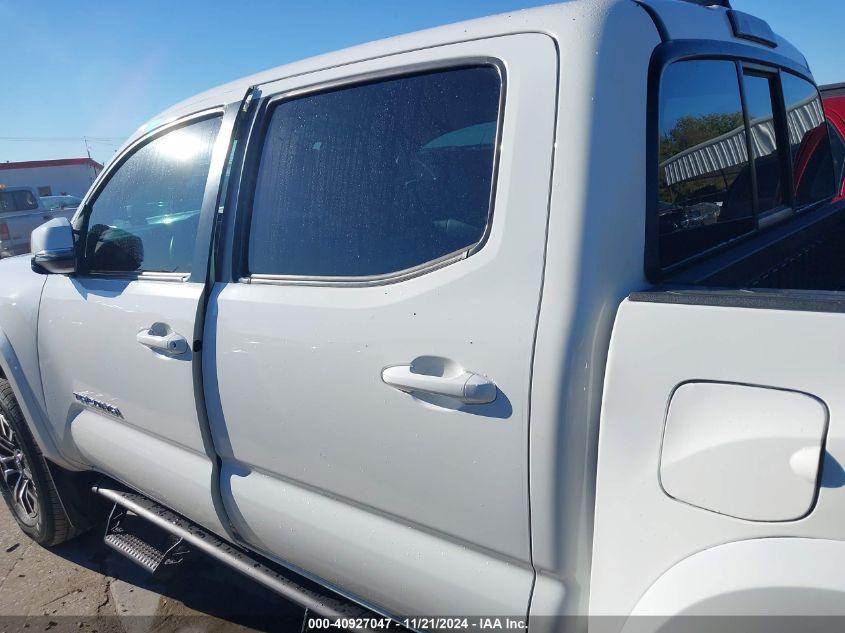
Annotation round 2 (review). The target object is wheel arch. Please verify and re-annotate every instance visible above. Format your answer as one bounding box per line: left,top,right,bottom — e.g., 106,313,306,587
0,325,79,471
623,537,845,624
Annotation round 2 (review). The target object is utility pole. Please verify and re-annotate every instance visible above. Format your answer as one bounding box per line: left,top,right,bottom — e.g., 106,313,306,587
83,137,96,184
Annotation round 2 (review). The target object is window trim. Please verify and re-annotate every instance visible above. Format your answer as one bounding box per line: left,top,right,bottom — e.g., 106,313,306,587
739,64,794,229
232,58,507,287
74,107,225,281
646,39,832,282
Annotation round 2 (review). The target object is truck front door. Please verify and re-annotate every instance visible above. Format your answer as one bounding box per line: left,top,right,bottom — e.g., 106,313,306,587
38,109,235,536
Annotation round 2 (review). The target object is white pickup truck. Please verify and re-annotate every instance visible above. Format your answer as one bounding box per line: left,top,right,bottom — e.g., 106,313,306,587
2,0,845,629
0,186,73,258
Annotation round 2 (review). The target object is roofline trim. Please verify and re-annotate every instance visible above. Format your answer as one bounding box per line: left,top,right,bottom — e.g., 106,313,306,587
0,157,104,171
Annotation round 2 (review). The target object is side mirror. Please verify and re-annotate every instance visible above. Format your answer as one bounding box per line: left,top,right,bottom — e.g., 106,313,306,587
31,217,76,274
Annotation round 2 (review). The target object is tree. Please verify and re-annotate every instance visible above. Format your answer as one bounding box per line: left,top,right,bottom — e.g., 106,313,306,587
659,112,745,163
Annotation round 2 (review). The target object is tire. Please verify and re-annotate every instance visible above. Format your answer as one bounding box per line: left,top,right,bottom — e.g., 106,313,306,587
0,378,78,546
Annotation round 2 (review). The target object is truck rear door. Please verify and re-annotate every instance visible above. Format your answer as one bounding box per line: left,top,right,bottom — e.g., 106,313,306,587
591,290,845,617
205,33,558,617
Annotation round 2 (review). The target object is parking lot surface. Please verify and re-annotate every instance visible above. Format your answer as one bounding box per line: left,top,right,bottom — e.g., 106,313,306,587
0,502,304,632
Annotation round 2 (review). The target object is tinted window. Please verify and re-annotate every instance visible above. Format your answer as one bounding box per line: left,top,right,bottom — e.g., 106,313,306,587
782,73,836,207
829,123,845,196
13,190,38,211
83,116,221,273
658,60,754,268
0,193,14,213
0,190,38,212
248,66,501,278
743,72,785,212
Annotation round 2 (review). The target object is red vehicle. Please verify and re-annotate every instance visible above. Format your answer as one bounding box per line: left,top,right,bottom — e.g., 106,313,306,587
821,82,845,200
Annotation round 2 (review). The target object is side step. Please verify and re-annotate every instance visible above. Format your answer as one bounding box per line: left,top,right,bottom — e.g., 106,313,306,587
103,504,190,575
92,484,385,626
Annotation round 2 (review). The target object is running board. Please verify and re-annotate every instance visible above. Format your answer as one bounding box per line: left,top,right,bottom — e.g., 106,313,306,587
92,484,383,625
104,503,190,576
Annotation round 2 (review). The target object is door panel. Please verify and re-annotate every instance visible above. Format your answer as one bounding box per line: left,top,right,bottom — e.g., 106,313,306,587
38,276,230,534
207,34,557,616
591,292,845,617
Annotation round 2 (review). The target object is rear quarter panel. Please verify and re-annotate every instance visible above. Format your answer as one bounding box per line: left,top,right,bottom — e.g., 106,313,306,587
591,298,845,618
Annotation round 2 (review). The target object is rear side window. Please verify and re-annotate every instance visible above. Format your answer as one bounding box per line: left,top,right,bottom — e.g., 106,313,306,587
247,66,502,278
781,73,836,207
657,60,754,268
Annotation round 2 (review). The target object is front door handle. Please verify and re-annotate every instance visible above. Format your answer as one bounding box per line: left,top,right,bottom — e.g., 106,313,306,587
382,365,496,404
136,323,188,355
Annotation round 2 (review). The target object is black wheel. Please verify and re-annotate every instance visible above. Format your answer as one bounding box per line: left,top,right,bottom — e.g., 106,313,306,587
0,378,78,545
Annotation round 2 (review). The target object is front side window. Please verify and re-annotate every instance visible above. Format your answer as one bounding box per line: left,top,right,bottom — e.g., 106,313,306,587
657,60,754,268
782,73,836,207
82,116,221,273
248,66,502,278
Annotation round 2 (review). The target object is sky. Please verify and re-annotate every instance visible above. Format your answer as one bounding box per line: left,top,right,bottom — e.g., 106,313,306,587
1,0,843,165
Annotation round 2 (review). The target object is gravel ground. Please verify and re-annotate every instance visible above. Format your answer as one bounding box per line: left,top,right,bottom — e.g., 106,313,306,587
0,501,305,632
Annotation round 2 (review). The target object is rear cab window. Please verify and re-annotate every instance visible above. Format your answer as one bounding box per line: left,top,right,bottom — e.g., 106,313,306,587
657,60,754,269
654,57,837,275
782,73,837,207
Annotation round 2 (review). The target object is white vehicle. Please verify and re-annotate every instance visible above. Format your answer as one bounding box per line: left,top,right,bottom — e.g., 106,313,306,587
40,194,83,213
0,186,74,258
1,0,844,629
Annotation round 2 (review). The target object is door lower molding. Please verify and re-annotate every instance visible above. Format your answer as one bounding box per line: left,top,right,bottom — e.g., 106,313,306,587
220,463,534,618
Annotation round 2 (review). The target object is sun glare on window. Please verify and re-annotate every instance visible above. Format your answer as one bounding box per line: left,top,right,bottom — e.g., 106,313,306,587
155,129,208,161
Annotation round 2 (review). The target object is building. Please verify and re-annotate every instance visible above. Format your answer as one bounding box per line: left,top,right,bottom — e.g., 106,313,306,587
0,158,103,198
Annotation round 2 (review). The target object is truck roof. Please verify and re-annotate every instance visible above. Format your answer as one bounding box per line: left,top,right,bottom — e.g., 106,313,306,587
127,0,807,149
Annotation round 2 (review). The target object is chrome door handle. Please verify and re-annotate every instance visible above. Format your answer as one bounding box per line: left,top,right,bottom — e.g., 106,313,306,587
136,323,188,355
382,365,496,404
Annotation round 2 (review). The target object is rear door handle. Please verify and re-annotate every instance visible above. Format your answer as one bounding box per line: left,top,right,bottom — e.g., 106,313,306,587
382,365,496,404
136,323,188,355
